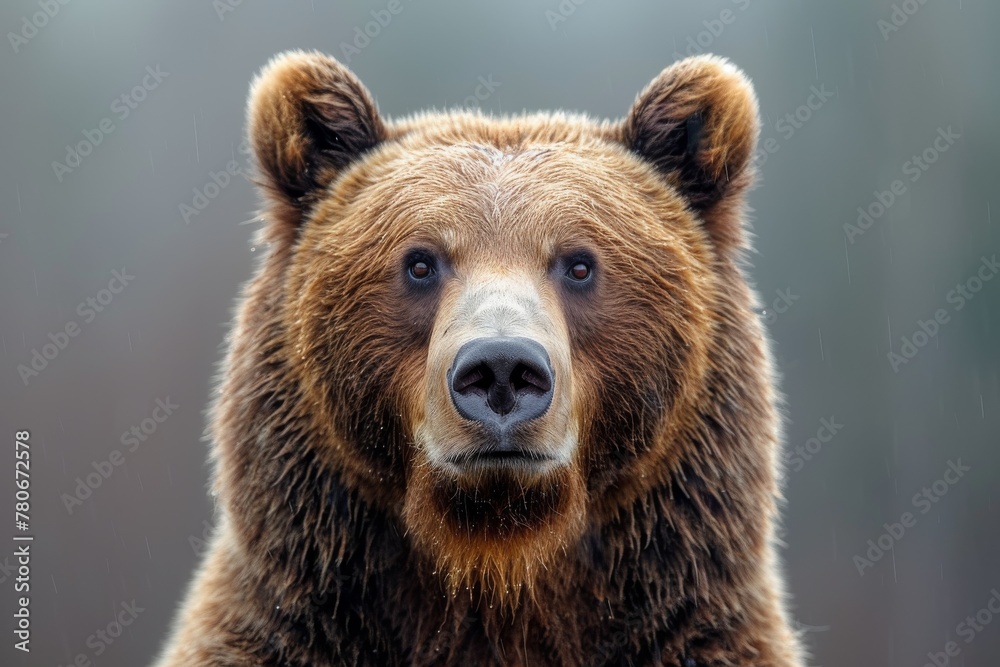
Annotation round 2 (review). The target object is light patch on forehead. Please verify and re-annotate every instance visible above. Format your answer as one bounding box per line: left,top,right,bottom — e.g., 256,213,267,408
466,144,555,167
399,142,583,261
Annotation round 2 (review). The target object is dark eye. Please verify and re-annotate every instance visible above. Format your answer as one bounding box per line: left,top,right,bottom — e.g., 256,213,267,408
404,251,440,286
408,260,432,280
567,261,592,282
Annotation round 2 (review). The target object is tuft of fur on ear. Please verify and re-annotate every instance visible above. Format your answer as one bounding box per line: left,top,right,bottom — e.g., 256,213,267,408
246,50,385,236
623,55,760,251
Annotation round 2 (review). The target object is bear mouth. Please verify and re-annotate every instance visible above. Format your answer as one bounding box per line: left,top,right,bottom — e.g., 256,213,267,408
444,447,557,472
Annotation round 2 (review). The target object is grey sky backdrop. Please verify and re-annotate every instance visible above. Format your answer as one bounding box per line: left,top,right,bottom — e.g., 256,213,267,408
1,1,998,665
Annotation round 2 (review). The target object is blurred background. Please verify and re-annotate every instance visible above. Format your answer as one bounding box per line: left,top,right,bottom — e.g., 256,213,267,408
1,1,998,665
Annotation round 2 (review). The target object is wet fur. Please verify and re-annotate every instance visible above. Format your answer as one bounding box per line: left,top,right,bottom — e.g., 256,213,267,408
153,51,804,666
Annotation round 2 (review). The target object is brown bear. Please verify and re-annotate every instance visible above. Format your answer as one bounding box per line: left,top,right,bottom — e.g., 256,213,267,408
153,50,804,667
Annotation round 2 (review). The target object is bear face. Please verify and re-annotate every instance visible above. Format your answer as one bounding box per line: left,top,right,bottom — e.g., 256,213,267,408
159,50,804,667
244,51,763,600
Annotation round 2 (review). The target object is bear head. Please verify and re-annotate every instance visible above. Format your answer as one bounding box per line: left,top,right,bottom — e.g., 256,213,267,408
225,50,765,604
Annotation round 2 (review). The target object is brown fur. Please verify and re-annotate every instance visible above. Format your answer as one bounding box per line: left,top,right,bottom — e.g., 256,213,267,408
153,50,804,666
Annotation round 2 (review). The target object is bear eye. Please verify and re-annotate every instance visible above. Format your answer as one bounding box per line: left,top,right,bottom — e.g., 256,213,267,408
404,251,439,286
409,260,432,280
567,261,592,282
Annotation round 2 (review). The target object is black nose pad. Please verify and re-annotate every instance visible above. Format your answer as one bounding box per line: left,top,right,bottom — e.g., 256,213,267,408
448,337,554,429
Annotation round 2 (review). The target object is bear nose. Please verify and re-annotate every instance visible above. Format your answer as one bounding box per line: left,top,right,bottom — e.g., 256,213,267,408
448,337,554,428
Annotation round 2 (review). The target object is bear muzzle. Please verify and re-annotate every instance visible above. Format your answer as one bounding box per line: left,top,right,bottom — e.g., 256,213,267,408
445,336,556,469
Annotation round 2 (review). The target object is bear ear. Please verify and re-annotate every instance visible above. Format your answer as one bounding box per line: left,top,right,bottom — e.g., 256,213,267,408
247,50,385,233
622,55,760,250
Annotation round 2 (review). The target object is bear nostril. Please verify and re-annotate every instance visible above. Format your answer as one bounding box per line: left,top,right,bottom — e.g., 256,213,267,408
453,364,494,396
448,337,554,428
511,363,551,395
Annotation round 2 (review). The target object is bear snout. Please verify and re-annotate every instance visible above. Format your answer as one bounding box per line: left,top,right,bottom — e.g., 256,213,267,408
448,336,554,425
